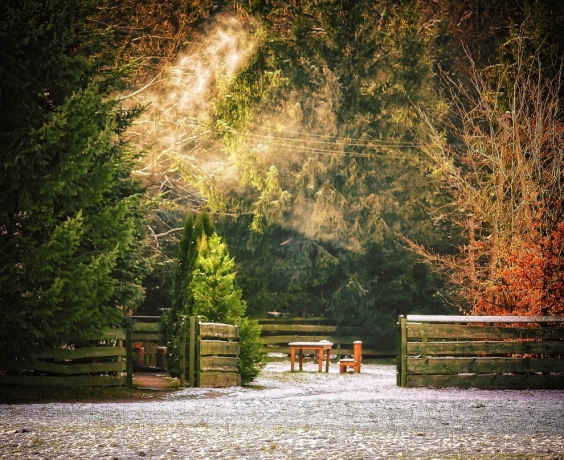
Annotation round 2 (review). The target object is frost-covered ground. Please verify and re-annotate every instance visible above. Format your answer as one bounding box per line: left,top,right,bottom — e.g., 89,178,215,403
1,362,564,459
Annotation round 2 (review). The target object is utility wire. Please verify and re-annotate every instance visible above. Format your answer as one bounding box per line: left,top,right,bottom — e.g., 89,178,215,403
247,128,421,147
244,142,390,157
246,132,421,149
243,122,427,145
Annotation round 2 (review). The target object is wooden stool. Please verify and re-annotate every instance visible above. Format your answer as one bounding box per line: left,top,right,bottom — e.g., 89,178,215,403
339,341,362,373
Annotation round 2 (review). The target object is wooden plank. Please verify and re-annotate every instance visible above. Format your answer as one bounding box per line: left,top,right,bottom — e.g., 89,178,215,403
407,373,564,389
408,341,564,356
195,316,201,388
199,372,241,388
406,315,564,324
126,318,132,388
399,316,407,388
72,327,126,341
131,332,161,341
200,356,239,372
258,317,334,323
261,335,368,345
180,317,187,387
189,316,195,388
0,374,127,387
200,340,239,356
261,324,339,333
408,324,564,340
26,347,126,360
0,360,126,374
199,322,239,340
406,357,564,375
132,322,160,332
99,328,127,341
396,315,407,387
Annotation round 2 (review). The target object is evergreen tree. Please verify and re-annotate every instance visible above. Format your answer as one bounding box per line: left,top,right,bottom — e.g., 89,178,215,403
0,0,150,355
191,234,246,322
162,212,214,378
191,233,263,382
209,0,457,342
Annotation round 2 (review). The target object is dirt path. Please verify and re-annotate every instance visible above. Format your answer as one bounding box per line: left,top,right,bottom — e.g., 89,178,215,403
1,362,563,459
133,373,179,392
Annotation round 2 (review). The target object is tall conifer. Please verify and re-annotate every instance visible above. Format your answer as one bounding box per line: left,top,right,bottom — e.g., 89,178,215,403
0,0,149,354
162,212,214,378
212,0,456,341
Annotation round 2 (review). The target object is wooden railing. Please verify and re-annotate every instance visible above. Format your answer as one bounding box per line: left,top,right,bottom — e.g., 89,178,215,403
0,328,128,387
258,317,395,358
397,315,564,389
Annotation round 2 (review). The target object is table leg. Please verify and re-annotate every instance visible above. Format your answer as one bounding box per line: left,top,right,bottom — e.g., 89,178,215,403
290,347,295,372
325,348,330,372
299,349,303,371
318,348,323,372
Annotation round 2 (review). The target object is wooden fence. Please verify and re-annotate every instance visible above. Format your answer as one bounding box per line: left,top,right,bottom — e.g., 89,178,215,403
0,328,128,387
180,317,240,388
259,317,395,358
0,316,241,388
397,315,564,389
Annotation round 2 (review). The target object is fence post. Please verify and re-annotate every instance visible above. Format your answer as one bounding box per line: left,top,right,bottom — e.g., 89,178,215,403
126,317,133,388
195,316,201,387
398,315,407,388
396,317,401,387
180,316,187,387
189,316,196,387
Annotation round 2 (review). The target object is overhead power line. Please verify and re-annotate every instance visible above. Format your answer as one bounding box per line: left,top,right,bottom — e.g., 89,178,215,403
246,132,422,149
248,128,422,147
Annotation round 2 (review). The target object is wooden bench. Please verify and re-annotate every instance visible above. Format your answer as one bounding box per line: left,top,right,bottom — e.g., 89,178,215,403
339,341,362,373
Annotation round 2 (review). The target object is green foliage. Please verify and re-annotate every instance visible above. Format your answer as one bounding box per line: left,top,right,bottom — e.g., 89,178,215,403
191,233,246,321
233,316,263,383
208,0,457,342
0,0,150,355
191,232,263,382
162,212,215,378
217,214,453,347
163,219,263,382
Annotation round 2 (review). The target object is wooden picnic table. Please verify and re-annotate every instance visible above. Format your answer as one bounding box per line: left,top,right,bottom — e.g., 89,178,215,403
289,341,333,372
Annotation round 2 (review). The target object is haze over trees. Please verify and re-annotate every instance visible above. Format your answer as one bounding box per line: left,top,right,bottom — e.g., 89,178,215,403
1,0,563,358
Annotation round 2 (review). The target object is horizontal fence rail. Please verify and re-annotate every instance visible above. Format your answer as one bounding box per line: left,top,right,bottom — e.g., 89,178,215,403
0,328,128,387
258,317,395,358
397,315,564,389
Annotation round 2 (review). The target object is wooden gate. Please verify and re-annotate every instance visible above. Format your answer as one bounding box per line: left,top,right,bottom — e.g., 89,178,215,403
180,317,240,388
397,315,564,389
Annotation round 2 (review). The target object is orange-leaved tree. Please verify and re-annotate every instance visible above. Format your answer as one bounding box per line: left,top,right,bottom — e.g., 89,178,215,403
475,222,564,316
421,30,564,315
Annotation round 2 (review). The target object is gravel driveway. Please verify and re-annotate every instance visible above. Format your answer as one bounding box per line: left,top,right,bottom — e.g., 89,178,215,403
1,362,563,459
